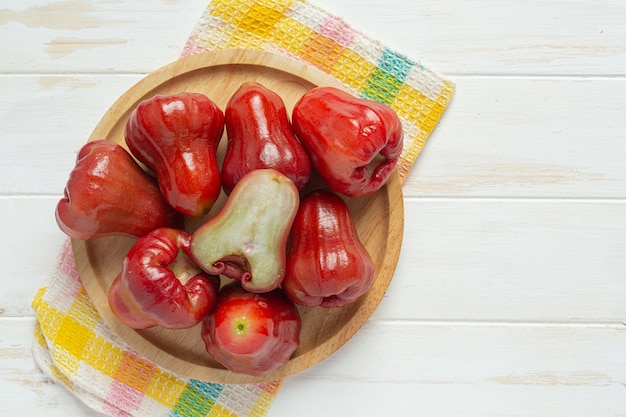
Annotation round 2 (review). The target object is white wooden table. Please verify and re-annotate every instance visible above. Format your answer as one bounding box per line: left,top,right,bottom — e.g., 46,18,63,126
2,1,625,415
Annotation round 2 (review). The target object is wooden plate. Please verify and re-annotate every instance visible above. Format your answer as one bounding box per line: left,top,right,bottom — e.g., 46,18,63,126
72,49,404,384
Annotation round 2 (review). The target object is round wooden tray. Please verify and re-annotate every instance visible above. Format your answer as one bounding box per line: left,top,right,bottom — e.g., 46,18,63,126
72,49,404,384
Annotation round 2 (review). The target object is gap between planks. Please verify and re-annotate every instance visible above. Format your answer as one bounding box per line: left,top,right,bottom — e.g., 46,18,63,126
1,72,626,80
2,316,625,329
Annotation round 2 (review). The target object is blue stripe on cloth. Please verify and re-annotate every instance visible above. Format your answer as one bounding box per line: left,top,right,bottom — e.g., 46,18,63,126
169,380,225,417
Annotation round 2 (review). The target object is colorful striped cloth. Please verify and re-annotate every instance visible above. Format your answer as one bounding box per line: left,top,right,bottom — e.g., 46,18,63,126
33,239,281,417
32,1,454,416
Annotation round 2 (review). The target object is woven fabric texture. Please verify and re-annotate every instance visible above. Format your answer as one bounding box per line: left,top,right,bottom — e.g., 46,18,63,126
184,0,455,181
32,1,455,416
33,239,281,417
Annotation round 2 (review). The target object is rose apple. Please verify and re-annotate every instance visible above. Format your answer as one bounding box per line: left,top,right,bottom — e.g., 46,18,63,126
221,82,311,193
55,140,182,240
108,227,221,330
282,189,375,307
125,92,224,217
201,282,301,376
292,86,403,197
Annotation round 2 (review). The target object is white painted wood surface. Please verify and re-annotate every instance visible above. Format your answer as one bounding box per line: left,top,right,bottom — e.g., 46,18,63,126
1,0,625,415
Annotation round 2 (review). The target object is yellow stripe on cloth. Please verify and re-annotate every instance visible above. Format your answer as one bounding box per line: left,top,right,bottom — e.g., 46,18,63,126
184,0,455,184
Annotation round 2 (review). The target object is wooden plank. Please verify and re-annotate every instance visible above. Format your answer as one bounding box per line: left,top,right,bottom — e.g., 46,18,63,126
0,0,206,73
403,75,626,198
2,196,625,322
0,75,141,196
271,321,626,417
315,0,626,76
375,197,626,322
0,318,100,416
3,317,625,416
2,75,626,197
0,197,66,317
1,1,624,75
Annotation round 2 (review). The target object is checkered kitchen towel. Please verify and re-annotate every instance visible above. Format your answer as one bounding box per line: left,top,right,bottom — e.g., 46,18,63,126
184,0,455,181
32,1,455,416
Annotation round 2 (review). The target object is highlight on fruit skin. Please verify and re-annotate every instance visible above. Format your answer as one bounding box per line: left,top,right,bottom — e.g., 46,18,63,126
221,82,312,194
282,189,375,308
108,227,221,330
55,139,182,240
124,92,225,218
292,86,404,197
200,281,302,376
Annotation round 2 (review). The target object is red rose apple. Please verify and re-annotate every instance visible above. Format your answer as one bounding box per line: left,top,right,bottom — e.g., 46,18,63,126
201,282,301,376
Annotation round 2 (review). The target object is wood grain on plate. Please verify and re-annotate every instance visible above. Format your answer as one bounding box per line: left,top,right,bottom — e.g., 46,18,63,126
70,49,404,384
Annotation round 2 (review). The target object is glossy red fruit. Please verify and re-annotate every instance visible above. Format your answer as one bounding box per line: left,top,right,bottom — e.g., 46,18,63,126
292,86,404,197
108,227,221,330
201,281,301,376
221,83,311,194
125,92,225,217
282,189,375,308
55,140,182,240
